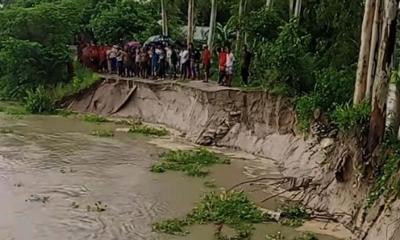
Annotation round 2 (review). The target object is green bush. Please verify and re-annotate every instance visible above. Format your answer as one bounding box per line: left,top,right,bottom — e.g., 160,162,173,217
245,8,284,43
24,86,55,114
90,129,114,137
82,114,109,123
278,204,310,227
150,149,230,177
153,191,264,237
128,124,168,137
0,39,70,100
89,0,160,43
252,20,315,96
51,62,99,101
296,67,355,131
332,102,370,132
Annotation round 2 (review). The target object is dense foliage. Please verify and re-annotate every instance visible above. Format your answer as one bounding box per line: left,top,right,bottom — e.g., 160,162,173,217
0,0,363,130
153,190,264,238
89,1,160,43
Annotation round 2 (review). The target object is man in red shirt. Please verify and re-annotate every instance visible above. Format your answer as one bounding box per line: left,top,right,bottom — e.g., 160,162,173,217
202,45,212,82
218,47,227,85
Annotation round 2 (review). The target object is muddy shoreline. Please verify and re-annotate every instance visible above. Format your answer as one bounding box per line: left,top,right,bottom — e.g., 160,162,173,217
61,76,400,240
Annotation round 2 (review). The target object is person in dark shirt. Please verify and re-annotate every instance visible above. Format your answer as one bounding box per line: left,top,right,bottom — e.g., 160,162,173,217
241,45,253,85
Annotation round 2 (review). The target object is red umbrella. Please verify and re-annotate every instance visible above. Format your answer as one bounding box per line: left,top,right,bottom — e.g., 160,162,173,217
126,41,141,48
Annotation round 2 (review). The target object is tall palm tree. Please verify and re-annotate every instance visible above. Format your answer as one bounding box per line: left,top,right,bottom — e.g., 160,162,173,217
187,0,195,45
161,0,168,36
208,0,217,50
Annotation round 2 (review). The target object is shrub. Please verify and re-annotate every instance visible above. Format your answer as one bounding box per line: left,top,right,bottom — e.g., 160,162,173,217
252,20,315,96
51,62,99,101
82,114,108,123
24,86,55,114
296,67,355,131
279,204,310,227
0,39,70,100
150,149,230,177
128,124,168,136
90,129,114,137
153,191,264,237
332,102,370,132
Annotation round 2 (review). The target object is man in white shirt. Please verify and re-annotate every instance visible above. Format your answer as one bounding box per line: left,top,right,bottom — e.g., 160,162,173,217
225,47,235,87
180,47,189,80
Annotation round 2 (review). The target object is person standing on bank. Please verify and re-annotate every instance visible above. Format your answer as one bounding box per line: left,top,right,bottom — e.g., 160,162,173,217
218,47,227,85
225,46,235,87
241,45,253,86
202,45,211,82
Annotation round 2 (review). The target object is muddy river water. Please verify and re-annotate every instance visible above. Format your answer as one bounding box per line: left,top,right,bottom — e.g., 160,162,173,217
0,113,341,240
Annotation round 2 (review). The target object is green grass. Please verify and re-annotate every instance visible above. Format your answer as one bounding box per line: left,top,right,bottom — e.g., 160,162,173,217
82,114,109,123
278,204,311,227
150,148,230,177
0,128,13,134
56,109,77,117
265,232,318,240
204,179,217,188
152,219,189,235
3,105,28,116
90,129,114,137
128,124,168,136
50,62,100,101
266,232,285,240
153,190,264,237
293,233,318,240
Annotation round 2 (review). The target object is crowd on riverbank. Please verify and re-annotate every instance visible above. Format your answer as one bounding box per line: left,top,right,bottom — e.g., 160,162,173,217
103,42,253,87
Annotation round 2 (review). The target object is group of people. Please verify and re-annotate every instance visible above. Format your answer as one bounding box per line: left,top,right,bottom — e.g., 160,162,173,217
104,42,252,87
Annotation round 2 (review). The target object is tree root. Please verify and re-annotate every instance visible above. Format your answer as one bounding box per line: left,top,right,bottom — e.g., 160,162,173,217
228,177,286,191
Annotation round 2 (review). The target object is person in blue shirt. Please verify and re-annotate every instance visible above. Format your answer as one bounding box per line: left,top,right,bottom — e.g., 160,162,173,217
151,46,159,79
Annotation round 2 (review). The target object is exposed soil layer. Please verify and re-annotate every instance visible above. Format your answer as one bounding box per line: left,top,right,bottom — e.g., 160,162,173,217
62,77,400,240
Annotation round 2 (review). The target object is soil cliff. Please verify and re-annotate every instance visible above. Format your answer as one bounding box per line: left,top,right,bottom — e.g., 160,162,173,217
62,77,400,240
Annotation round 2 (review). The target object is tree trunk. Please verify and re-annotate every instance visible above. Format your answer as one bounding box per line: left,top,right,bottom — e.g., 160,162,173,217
161,0,168,36
208,0,217,51
368,0,399,153
266,0,272,8
354,0,377,105
236,0,245,53
294,0,302,18
187,0,195,45
366,0,382,100
386,80,400,131
289,0,294,18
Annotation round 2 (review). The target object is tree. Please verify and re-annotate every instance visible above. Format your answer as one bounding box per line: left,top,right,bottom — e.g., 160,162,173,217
353,0,400,152
294,0,302,18
354,0,376,104
208,0,217,50
187,0,195,44
266,0,272,8
235,0,246,52
90,1,160,43
161,0,168,36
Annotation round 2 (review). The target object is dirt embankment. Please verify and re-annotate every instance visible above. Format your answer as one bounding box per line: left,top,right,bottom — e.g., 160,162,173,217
62,77,400,240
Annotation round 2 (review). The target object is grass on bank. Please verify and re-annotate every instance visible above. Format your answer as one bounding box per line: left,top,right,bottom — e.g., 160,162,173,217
13,62,100,115
0,128,13,134
278,204,311,227
150,148,230,177
266,232,318,240
128,123,168,136
90,129,114,137
153,190,264,238
82,114,109,123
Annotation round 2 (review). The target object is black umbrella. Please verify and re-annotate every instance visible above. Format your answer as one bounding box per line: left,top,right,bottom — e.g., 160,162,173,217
144,35,175,46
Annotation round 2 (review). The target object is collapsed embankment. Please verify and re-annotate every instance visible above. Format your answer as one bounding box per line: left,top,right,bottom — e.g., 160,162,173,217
61,77,400,240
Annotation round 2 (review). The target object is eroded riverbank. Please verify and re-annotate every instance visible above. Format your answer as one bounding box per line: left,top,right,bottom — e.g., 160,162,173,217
0,111,344,240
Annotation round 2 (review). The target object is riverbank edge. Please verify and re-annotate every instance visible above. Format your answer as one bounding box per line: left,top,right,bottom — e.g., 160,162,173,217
60,76,400,240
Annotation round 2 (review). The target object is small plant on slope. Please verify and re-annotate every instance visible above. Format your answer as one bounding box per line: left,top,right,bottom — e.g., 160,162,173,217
150,148,230,177
153,190,264,238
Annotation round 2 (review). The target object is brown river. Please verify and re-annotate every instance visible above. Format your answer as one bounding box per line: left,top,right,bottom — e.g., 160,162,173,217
0,112,342,240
